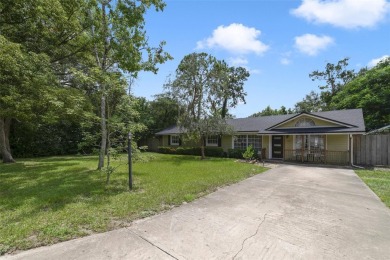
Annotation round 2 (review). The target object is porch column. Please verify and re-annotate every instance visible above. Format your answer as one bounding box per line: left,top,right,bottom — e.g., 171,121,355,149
350,134,353,165
268,135,272,159
301,135,304,162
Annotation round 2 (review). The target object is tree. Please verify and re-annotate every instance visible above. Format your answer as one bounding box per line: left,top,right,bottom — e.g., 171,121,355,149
135,94,182,142
0,36,88,163
211,61,249,118
165,52,248,159
294,91,324,113
309,57,355,109
250,105,293,117
331,57,390,130
87,0,172,170
149,94,182,132
0,0,92,163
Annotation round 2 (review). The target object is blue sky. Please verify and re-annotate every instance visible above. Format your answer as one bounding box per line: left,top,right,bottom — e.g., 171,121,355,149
134,0,390,118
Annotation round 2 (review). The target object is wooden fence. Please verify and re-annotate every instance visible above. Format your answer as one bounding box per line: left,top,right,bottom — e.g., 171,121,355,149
353,135,390,166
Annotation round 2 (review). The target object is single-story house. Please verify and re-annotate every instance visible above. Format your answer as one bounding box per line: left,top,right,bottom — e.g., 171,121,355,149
155,109,365,165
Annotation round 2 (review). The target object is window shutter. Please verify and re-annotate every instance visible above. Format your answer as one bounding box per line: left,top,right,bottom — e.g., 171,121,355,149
168,135,171,145
203,136,206,146
179,137,182,146
218,136,222,147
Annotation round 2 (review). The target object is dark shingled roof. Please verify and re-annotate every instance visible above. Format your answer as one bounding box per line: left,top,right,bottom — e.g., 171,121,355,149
155,109,365,135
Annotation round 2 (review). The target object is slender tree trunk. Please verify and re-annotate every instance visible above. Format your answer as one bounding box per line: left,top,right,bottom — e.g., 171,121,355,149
200,135,206,160
105,103,112,184
0,117,15,163
98,94,107,170
97,2,109,170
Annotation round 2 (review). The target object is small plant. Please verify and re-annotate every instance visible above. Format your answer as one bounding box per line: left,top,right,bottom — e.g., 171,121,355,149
242,145,255,161
139,146,148,152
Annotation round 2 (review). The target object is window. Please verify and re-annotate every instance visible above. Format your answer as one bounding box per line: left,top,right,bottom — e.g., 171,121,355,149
295,118,315,127
170,135,180,146
247,135,261,150
295,135,324,151
234,135,247,150
309,135,324,151
206,135,218,146
234,135,262,150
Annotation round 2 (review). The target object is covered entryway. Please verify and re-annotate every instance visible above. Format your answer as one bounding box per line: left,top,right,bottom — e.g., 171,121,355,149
271,135,283,159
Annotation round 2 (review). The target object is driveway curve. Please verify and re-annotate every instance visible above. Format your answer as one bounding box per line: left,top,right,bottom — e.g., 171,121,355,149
3,165,390,259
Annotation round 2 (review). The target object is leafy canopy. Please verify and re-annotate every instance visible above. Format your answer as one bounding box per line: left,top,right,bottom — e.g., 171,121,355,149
331,58,390,130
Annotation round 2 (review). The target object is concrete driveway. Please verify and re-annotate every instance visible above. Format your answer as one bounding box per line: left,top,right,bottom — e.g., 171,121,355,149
3,165,390,259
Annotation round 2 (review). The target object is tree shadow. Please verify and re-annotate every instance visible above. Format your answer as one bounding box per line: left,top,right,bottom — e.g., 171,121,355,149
0,157,120,223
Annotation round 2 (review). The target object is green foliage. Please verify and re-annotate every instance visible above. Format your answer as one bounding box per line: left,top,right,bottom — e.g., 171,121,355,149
331,57,390,130
0,154,267,254
292,58,356,114
85,0,172,169
165,52,248,158
242,145,255,161
135,94,182,141
294,91,324,113
227,148,246,159
139,146,148,152
158,146,224,157
10,121,84,158
250,105,293,117
212,60,249,118
309,57,355,109
0,0,94,162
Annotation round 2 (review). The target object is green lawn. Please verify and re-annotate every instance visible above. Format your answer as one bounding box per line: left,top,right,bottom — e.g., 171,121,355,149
0,153,267,254
355,169,390,208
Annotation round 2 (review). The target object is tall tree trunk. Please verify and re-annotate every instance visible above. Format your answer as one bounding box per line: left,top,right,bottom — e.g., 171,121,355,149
97,2,108,170
98,94,107,170
221,98,228,119
200,135,206,160
4,118,12,153
105,102,112,184
0,117,15,163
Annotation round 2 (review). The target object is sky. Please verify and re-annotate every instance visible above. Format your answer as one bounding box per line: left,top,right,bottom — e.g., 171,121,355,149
134,0,390,118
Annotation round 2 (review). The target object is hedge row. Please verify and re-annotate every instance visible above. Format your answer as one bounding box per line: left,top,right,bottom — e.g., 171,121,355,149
157,146,257,159
158,146,224,157
227,148,246,159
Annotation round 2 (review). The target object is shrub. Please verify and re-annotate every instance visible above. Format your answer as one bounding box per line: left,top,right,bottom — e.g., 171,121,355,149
139,146,148,152
227,148,246,159
242,145,255,161
204,147,224,157
157,146,224,157
158,146,177,154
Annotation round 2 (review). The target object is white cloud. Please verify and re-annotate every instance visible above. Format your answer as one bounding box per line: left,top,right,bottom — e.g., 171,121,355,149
294,34,334,56
280,52,292,65
280,58,292,65
196,23,269,55
291,0,390,29
368,55,390,67
228,57,248,66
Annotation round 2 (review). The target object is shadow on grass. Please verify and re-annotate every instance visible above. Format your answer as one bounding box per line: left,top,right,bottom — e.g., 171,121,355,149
0,157,121,221
162,154,229,166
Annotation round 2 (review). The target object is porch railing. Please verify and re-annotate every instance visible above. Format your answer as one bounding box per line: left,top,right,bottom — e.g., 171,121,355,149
284,149,349,165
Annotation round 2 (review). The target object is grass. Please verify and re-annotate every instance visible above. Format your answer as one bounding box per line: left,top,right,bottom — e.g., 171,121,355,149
355,169,390,208
0,153,267,255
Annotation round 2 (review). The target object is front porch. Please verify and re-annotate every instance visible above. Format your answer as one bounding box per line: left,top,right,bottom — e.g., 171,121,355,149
263,134,351,165
284,149,350,165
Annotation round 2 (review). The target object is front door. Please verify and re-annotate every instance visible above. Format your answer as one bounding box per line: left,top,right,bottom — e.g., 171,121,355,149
272,135,283,159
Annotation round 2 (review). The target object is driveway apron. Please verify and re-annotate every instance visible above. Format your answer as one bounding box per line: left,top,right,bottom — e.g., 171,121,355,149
3,165,390,259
